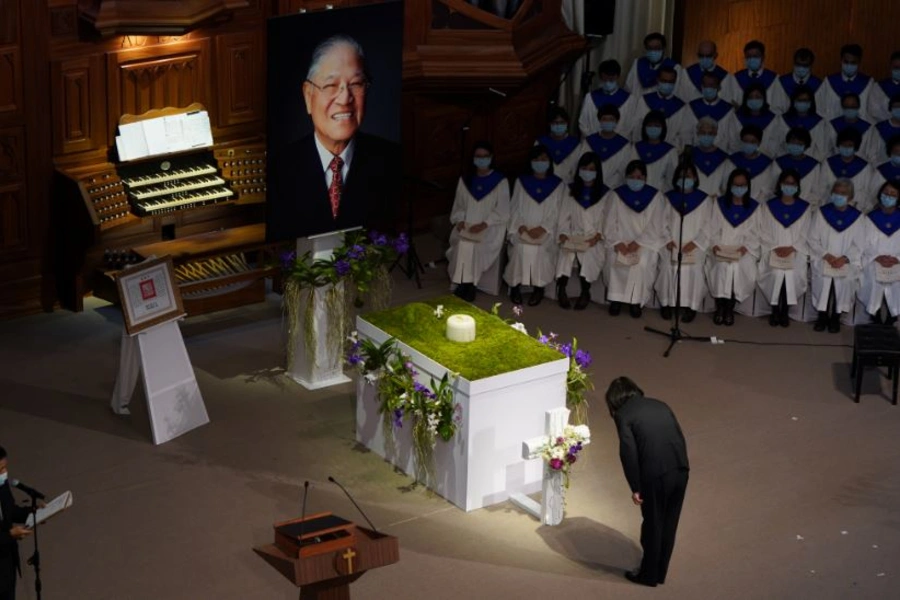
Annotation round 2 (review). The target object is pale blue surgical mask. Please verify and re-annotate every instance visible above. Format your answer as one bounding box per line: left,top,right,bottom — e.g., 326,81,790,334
838,145,856,158
842,62,859,77
786,143,806,156
731,185,748,197
646,49,663,64
742,142,759,155
0,473,6,486
745,56,762,71
893,68,900,82
531,160,550,174
891,108,900,121
831,193,849,208
626,178,646,192
550,123,567,136
781,184,798,197
698,56,715,71
599,120,617,133
579,169,597,182
697,134,716,148
794,65,811,79
473,156,491,169
679,178,696,191
882,193,898,208
843,108,859,120
747,98,764,111
701,87,718,101
891,154,900,167
646,125,663,140
602,80,619,94
794,100,811,114
658,82,675,97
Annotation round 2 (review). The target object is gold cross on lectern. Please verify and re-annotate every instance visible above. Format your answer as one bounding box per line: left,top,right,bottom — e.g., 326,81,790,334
342,548,356,573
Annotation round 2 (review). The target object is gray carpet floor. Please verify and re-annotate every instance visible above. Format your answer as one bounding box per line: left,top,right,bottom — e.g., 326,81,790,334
1,251,899,599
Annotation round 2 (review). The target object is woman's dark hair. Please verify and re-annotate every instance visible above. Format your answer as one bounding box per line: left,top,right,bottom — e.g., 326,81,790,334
840,92,861,108
778,168,802,197
598,103,621,121
466,140,494,185
527,144,555,177
837,127,863,150
0,445,6,460
740,124,764,144
786,84,818,117
547,106,570,124
785,126,812,148
641,110,668,143
624,159,648,179
598,59,622,77
606,377,644,417
724,167,752,204
740,82,770,115
570,152,605,202
671,162,699,190
886,134,900,157
878,179,900,200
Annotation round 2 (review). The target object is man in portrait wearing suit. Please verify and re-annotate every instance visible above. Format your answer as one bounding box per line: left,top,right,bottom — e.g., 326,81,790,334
267,34,398,242
1,446,32,600
606,377,690,587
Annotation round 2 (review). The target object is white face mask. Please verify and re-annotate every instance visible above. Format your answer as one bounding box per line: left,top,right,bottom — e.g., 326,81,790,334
0,472,7,486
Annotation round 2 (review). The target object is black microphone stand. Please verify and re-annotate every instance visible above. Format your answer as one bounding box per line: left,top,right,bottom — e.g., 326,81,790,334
24,491,43,600
644,147,711,357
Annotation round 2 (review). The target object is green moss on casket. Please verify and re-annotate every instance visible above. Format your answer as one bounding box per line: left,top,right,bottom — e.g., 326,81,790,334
362,295,563,381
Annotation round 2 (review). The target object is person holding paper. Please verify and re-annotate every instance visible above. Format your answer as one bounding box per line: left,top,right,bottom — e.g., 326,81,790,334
758,169,813,327
808,179,864,333
1,446,32,600
603,160,666,318
655,162,713,323
858,180,900,324
504,145,565,306
555,152,608,310
447,141,510,302
705,168,762,326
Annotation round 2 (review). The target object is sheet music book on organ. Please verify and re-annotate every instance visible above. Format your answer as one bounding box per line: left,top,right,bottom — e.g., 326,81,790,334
116,110,214,162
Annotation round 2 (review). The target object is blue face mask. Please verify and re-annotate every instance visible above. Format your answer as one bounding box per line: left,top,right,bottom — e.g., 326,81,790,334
701,87,718,101
550,123,567,136
745,56,762,71
579,169,597,182
657,82,675,97
0,473,7,486
893,68,900,82
599,120,617,133
646,49,663,64
794,100,811,114
794,65,810,79
742,142,759,155
626,178,646,192
602,80,619,94
781,184,799,197
831,193,849,208
842,62,859,77
679,178,696,191
645,125,663,140
699,57,715,71
843,108,859,120
697,134,716,148
531,160,550,174
473,157,491,169
891,108,900,121
786,143,806,156
747,98,764,111
731,185,749,197
838,145,856,158
891,154,900,167
881,193,898,209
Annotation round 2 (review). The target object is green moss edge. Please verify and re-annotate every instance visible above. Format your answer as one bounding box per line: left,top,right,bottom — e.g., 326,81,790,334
362,295,564,381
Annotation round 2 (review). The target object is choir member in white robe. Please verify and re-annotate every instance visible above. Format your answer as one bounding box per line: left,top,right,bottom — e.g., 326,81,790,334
731,83,786,157
654,164,713,321
691,117,734,196
808,179,864,333
866,51,900,123
578,59,638,139
578,104,631,190
504,145,565,306
447,141,511,301
775,127,826,206
824,93,876,159
818,128,878,211
729,124,778,200
555,152,608,310
721,40,779,108
602,160,666,318
862,94,900,165
770,48,823,114
629,111,678,193
776,85,829,160
757,169,813,327
705,168,762,326
677,40,730,102
680,71,739,150
536,106,581,183
631,65,691,146
625,32,683,96
816,44,874,121
859,180,900,324
872,135,900,190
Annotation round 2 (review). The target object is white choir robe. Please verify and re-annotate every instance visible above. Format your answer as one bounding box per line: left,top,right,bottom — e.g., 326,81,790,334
861,120,900,166
824,119,877,163
727,113,787,159
576,135,631,190
447,175,511,284
815,74,874,121
769,74,824,114
654,191,714,310
629,142,678,193
776,115,829,161
679,103,739,150
630,95,692,146
503,176,564,288
705,198,762,301
693,149,733,196
774,155,826,207
602,186,666,306
817,155,878,212
577,89,639,138
757,198,813,306
555,192,608,282
808,205,864,313
624,58,684,96
859,210,900,316
867,80,900,124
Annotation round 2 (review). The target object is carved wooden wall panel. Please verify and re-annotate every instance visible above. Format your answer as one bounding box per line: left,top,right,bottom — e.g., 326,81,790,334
215,31,263,128
51,55,105,155
0,47,22,117
0,126,24,183
0,184,26,253
0,0,18,45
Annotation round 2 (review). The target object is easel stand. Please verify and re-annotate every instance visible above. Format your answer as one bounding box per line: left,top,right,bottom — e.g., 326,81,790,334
110,318,210,444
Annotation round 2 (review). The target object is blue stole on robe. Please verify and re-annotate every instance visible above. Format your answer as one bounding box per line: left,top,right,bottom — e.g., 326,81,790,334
877,161,900,182
729,152,773,179
736,109,777,131
636,57,678,90
615,183,658,213
778,73,823,97
666,189,707,215
826,154,868,179
820,203,861,233
734,68,778,92
692,147,729,176
868,207,900,237
590,87,631,110
877,78,900,100
718,196,759,228
573,184,607,209
776,154,820,179
767,197,810,228
635,140,674,165
826,73,872,98
689,98,732,122
685,63,729,92
830,116,872,138
875,120,900,145
585,133,629,162
519,174,562,204
642,92,685,119
783,113,823,131
467,170,506,200
537,135,580,164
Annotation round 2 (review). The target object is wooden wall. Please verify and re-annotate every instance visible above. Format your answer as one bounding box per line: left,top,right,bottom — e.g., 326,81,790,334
678,0,900,78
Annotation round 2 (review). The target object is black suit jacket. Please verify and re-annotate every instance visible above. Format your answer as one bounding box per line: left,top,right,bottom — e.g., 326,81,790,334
0,482,28,590
614,395,689,493
266,131,399,242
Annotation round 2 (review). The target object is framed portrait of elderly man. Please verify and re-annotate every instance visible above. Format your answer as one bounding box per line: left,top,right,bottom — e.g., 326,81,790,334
115,256,185,335
265,1,403,242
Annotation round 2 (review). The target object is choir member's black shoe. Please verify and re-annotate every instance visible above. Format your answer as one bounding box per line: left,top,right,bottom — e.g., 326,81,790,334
527,287,544,306
813,311,828,332
779,310,790,327
682,308,696,323
828,313,841,333
574,290,591,311
454,284,467,299
769,308,779,327
713,299,725,325
608,301,622,316
887,315,898,326
556,280,571,309
510,285,523,305
724,300,736,327
660,305,673,320
624,571,657,587
629,304,642,318
465,283,477,302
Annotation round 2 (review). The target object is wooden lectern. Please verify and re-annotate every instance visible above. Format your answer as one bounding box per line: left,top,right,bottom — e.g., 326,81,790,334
253,512,399,600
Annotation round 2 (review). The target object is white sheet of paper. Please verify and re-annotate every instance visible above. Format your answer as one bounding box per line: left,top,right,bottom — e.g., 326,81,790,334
458,227,485,242
715,245,742,262
671,246,697,264
25,491,73,527
616,251,639,266
876,263,900,283
823,262,850,278
183,111,214,148
519,230,547,245
769,249,795,270
561,235,592,252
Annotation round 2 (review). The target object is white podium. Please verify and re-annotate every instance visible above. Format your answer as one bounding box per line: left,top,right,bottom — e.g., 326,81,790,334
355,316,569,511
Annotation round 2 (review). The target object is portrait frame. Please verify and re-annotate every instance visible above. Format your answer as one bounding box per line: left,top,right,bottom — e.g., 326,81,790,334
115,256,185,335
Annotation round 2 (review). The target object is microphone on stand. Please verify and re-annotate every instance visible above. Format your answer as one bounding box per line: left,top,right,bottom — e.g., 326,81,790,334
11,480,45,501
328,476,379,534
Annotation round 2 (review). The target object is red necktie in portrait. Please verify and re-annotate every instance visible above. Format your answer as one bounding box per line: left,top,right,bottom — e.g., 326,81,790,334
329,155,344,219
